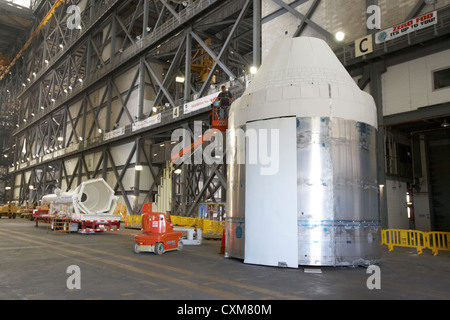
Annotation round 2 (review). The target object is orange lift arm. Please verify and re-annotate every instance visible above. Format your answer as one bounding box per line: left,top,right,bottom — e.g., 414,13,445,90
170,130,216,164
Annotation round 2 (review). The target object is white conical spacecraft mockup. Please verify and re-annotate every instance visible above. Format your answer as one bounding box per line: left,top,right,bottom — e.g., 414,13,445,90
226,37,381,268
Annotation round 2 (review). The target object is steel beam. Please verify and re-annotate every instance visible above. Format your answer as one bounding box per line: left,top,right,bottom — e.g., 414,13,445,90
253,0,261,68
271,0,335,42
293,0,321,37
407,0,426,20
369,61,388,229
0,0,295,214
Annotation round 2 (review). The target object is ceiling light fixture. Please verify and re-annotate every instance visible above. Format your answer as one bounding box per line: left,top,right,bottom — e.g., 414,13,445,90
335,31,345,41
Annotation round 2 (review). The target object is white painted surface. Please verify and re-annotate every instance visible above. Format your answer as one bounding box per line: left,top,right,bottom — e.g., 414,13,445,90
386,179,409,229
382,49,450,116
231,37,378,128
244,117,299,268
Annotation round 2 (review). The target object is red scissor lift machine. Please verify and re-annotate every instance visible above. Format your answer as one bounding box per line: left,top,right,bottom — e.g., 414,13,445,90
134,203,183,255
211,96,232,132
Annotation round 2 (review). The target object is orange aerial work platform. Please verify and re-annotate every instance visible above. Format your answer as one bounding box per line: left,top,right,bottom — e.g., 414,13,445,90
134,203,183,255
211,96,232,132
170,95,231,164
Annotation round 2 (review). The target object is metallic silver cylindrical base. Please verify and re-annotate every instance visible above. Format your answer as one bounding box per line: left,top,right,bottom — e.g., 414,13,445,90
226,117,381,266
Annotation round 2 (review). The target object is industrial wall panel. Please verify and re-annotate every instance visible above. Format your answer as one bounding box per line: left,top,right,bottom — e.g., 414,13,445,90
24,170,31,183
68,101,83,119
138,166,155,191
106,171,117,190
382,50,450,116
126,92,140,119
425,51,450,106
109,142,136,167
14,174,21,187
64,158,79,177
116,67,140,93
382,62,412,115
386,179,409,229
428,133,450,232
84,152,102,172
13,187,20,200
414,193,432,232
111,99,130,128
119,168,137,190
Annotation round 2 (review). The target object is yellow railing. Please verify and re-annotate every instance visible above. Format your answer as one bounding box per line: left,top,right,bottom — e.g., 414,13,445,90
382,229,450,256
123,214,141,226
122,214,225,235
171,216,225,235
427,232,450,256
381,229,427,254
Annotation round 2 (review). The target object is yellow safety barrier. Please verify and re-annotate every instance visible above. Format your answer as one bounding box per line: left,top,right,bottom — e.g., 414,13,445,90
381,229,427,254
113,203,128,221
171,215,226,236
197,218,204,230
120,212,226,232
124,215,142,226
427,232,450,256
170,215,181,226
382,229,450,256
202,220,221,235
172,216,192,227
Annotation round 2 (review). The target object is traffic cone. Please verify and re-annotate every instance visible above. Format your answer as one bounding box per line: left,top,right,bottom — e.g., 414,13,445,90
125,219,129,227
220,229,225,254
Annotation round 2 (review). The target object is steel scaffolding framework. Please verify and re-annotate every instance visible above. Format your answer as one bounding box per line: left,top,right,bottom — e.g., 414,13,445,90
1,0,449,221
0,0,260,215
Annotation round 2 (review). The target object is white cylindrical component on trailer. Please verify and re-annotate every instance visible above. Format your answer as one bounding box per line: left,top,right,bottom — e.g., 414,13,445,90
42,194,59,205
42,190,75,205
226,37,381,267
58,192,76,204
74,179,118,215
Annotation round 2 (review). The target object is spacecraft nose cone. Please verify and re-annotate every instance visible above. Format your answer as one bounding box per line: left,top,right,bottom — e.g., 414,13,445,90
245,37,358,95
229,36,377,130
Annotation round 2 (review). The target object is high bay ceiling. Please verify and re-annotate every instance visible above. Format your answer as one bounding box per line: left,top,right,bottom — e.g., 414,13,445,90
0,0,36,73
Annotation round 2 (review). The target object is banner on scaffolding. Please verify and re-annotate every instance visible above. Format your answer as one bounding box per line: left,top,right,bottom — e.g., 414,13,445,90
184,92,217,115
132,113,162,132
375,11,437,44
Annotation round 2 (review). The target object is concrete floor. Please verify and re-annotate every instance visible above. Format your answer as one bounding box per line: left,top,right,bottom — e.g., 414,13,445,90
0,218,449,301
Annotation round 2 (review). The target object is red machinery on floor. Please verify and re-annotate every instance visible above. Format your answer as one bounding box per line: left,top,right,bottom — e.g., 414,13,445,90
134,203,183,255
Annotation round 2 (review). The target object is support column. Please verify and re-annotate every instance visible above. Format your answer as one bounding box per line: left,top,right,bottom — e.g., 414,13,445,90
110,11,117,62
181,164,188,216
138,57,145,120
143,0,150,38
253,0,261,69
184,28,192,104
370,61,388,229
134,137,142,214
